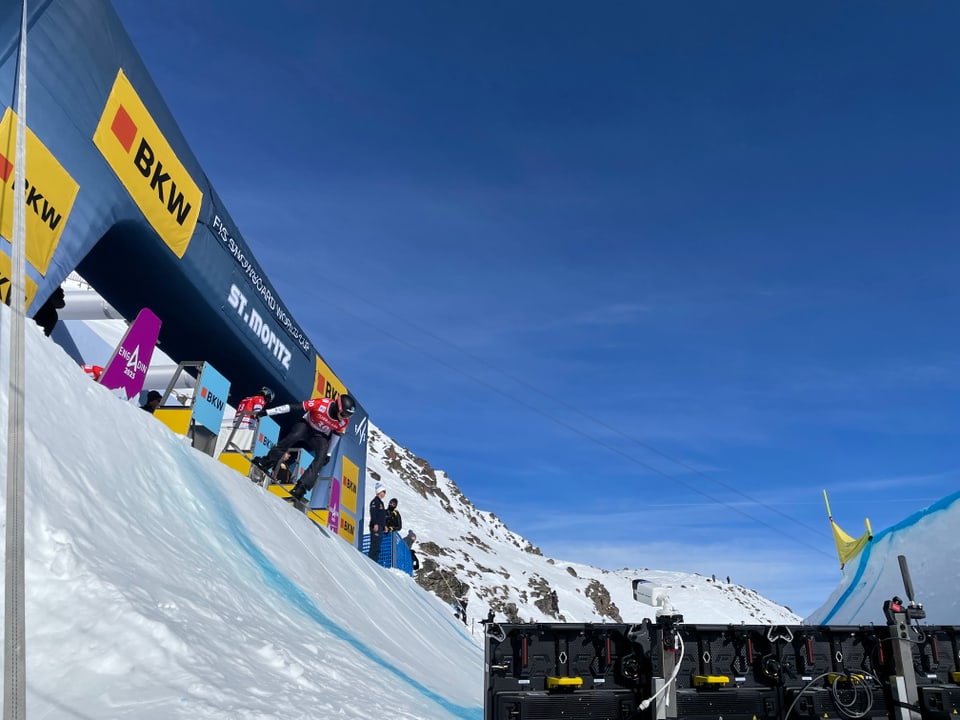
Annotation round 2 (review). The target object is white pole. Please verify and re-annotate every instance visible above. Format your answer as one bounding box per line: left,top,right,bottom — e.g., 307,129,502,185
4,0,29,717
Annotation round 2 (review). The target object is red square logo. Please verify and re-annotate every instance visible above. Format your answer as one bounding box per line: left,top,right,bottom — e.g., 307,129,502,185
111,105,137,153
0,153,12,183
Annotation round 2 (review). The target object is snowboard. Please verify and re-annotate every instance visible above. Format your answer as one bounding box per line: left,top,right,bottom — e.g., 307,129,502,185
249,461,308,510
267,482,308,510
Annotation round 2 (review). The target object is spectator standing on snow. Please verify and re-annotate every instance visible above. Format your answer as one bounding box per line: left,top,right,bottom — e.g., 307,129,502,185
367,482,387,562
32,286,66,336
403,530,420,571
385,498,402,534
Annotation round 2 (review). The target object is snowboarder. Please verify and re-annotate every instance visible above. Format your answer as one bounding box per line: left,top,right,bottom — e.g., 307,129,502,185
252,394,356,501
235,386,274,429
226,386,274,455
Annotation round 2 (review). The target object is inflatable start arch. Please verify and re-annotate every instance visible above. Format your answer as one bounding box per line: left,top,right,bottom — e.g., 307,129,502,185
0,1,368,534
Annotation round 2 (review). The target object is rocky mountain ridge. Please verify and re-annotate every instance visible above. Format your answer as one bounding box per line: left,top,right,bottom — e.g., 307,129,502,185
365,425,802,632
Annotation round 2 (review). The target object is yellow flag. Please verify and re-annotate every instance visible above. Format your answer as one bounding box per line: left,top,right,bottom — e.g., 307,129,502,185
824,490,873,570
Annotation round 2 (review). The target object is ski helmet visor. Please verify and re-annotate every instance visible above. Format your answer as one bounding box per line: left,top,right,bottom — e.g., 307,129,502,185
338,396,356,416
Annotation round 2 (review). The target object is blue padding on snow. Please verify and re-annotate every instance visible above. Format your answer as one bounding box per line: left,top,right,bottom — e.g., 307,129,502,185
361,532,414,575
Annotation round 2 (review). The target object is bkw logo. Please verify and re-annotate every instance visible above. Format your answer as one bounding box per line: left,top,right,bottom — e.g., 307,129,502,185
94,69,202,258
200,386,225,412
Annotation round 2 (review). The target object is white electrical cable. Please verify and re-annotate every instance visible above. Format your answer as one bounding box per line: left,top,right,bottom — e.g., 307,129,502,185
639,632,686,712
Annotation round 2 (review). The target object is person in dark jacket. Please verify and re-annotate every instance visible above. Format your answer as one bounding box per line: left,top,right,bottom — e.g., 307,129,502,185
403,530,420,571
274,451,295,484
32,286,66,337
367,482,387,561
385,498,402,534
141,390,162,413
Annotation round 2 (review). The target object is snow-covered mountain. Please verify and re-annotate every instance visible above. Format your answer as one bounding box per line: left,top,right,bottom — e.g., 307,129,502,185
364,425,800,627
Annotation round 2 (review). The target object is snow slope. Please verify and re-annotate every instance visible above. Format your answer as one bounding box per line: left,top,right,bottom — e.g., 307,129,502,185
806,491,960,625
0,305,481,719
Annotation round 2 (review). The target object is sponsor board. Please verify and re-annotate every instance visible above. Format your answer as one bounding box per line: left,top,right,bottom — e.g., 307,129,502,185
213,213,310,356
253,415,280,458
327,480,341,534
98,307,162,400
0,107,80,276
304,504,356,544
192,362,230,433
0,248,38,308
93,69,201,258
351,414,369,448
340,455,359,515
337,509,357,545
313,354,348,401
225,280,293,370
154,406,191,436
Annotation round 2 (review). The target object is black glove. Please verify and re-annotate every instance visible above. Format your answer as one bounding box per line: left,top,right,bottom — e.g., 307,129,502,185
256,408,268,418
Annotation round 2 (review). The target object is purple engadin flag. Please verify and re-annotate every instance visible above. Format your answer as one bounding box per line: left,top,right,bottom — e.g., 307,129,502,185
327,480,341,534
98,308,162,401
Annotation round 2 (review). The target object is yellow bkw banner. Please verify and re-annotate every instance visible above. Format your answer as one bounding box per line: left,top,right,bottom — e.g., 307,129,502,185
0,248,39,308
0,107,80,277
313,353,348,400
340,456,359,515
93,68,201,258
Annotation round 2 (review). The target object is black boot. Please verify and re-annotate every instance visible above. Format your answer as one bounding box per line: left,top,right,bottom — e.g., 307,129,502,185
252,456,274,473
289,483,306,500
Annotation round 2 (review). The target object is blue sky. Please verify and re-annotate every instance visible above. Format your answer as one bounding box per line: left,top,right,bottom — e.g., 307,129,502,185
112,1,960,615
